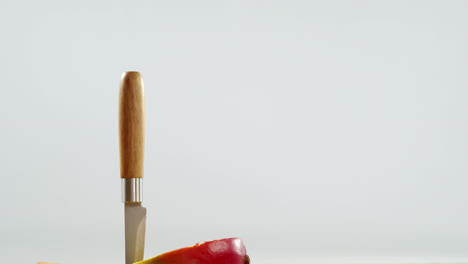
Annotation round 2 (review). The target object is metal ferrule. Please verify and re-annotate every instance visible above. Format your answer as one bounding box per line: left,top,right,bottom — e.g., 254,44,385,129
122,178,143,203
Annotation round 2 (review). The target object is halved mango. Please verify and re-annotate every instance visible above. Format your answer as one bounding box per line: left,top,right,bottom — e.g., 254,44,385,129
136,238,249,264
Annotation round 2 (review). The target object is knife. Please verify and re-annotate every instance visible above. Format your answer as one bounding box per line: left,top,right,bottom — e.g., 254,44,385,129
119,71,147,264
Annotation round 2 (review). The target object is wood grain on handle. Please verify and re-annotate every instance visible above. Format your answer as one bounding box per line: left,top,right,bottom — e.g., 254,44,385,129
119,72,145,179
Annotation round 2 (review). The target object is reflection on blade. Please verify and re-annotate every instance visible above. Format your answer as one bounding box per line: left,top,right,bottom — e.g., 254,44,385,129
125,203,146,264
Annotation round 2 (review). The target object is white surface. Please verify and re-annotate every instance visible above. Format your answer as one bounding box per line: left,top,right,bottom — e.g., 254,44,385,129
1,0,468,263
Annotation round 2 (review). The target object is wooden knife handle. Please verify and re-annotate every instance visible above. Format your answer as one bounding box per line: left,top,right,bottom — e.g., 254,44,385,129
119,72,145,179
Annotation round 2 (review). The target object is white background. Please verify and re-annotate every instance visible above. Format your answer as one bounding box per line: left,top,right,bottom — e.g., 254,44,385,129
1,0,468,263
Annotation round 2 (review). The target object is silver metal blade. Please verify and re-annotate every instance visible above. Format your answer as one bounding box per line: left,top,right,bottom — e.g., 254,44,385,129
125,203,146,264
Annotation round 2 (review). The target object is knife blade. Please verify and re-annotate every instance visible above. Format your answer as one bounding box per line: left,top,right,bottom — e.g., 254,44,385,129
119,71,147,264
124,203,146,264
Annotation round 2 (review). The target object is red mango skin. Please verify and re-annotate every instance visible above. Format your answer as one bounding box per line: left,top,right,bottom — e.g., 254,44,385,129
137,238,249,264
